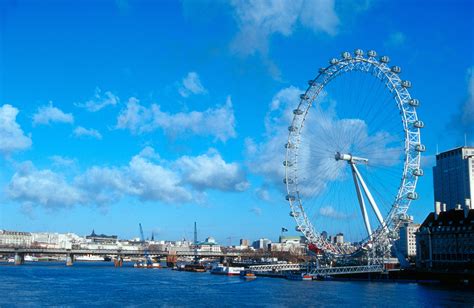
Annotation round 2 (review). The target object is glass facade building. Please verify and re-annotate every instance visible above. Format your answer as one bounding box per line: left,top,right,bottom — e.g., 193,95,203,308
433,147,474,210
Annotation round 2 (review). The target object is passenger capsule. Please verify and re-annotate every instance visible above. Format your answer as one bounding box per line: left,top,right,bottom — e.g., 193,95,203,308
409,99,420,107
293,109,304,115
413,168,424,176
415,144,426,152
398,213,409,220
300,94,309,100
342,51,351,59
414,120,424,128
391,66,401,74
354,49,364,56
308,80,315,86
295,226,303,232
288,125,298,132
286,194,296,202
319,68,326,74
380,56,390,63
388,231,398,239
401,80,412,88
367,50,377,57
283,160,293,167
289,211,300,217
283,178,294,184
285,142,295,149
407,192,419,200
330,58,339,65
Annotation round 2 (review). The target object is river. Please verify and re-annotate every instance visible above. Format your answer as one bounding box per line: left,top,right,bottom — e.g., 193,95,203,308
0,262,473,307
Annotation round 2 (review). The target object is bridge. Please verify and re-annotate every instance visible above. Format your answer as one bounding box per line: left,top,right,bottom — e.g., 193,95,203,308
248,263,386,276
248,263,304,272
0,247,253,266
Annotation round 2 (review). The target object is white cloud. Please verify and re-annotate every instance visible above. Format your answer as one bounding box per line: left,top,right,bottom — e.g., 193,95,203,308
116,96,236,142
33,102,74,126
176,150,249,192
75,165,136,205
7,161,83,209
462,67,474,127
179,72,207,97
319,206,350,219
49,155,76,167
255,187,271,201
128,153,193,203
449,66,474,144
73,126,103,139
7,147,248,210
230,0,339,56
75,88,119,112
385,31,406,48
245,86,301,187
0,104,32,154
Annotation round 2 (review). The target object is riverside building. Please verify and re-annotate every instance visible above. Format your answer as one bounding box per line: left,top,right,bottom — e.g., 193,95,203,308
433,146,474,211
397,218,420,260
416,200,474,270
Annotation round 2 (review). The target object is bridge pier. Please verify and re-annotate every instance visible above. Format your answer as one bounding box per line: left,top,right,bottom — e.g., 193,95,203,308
114,256,123,267
166,254,177,268
66,253,74,266
14,253,24,265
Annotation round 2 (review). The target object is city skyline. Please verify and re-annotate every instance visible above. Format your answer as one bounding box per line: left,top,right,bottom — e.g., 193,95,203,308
0,0,473,243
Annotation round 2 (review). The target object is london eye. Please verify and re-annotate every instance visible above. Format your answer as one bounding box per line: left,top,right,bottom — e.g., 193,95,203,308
284,49,424,259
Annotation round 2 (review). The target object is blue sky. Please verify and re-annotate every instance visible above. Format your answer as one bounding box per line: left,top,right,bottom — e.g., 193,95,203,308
0,0,473,243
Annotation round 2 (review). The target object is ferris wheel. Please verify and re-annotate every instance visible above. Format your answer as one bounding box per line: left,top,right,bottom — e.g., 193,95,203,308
284,49,424,257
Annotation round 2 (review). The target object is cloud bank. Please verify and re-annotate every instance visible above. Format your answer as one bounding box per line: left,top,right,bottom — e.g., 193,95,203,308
0,104,32,154
33,102,74,126
7,147,248,210
116,96,236,142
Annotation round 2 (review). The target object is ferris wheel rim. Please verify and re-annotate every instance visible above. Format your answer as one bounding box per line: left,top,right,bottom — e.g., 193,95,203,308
284,49,423,257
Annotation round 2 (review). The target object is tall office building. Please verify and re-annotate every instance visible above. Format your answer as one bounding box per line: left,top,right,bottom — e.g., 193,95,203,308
433,146,474,210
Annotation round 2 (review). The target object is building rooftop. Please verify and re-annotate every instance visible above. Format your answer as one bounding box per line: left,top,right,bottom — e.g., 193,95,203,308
86,229,117,239
436,146,474,159
420,208,474,228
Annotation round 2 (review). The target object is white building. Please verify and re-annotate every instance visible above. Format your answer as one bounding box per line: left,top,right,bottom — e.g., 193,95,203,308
270,236,306,253
0,230,32,247
433,146,474,211
397,221,420,259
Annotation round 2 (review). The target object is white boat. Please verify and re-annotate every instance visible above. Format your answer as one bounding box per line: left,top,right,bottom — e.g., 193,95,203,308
134,261,161,269
75,255,105,261
210,264,245,276
7,258,14,263
24,255,39,262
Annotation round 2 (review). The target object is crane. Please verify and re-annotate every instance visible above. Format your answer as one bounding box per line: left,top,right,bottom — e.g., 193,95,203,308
139,223,152,266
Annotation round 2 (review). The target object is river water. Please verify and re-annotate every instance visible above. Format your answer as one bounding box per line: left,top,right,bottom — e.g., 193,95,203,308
0,262,473,307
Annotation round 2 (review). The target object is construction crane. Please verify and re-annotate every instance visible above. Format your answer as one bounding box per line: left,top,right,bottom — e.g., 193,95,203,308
193,221,198,264
139,223,152,266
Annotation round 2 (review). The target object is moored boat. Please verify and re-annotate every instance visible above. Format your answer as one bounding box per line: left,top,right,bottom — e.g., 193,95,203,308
286,273,313,281
134,261,161,269
24,255,39,262
182,263,206,272
240,270,257,280
75,255,105,262
210,264,244,276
